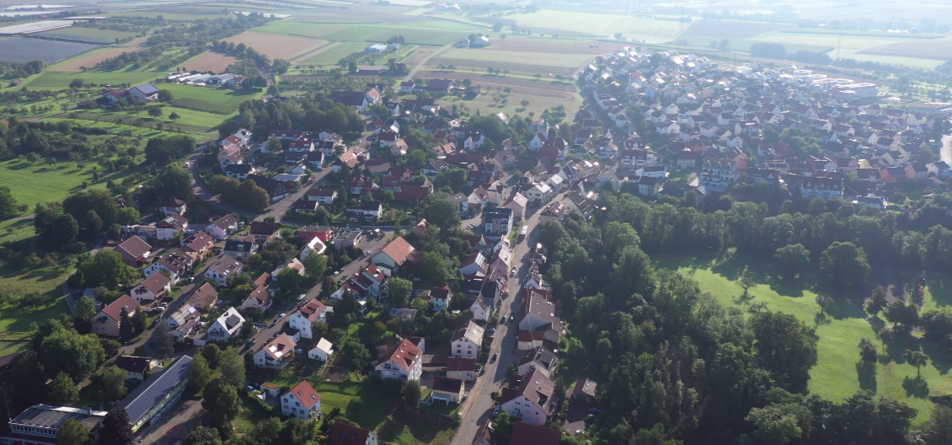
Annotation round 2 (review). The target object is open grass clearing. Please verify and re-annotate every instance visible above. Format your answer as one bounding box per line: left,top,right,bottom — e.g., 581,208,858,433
51,46,148,72
654,251,952,423
312,379,397,431
287,40,339,64
0,157,135,209
0,286,70,330
323,25,467,45
180,51,239,73
223,31,327,60
155,83,263,114
69,104,230,133
27,69,160,88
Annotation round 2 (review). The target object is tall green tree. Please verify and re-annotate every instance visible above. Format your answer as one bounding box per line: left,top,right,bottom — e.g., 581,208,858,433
389,277,412,308
50,372,79,406
188,354,214,393
858,338,878,367
820,242,871,291
77,250,137,290
774,244,810,280
219,347,245,388
210,385,240,441
904,348,929,379
41,330,106,381
56,418,91,445
102,366,129,400
151,322,175,357
98,408,134,445
0,185,20,220
182,426,222,445
750,310,819,392
866,286,888,317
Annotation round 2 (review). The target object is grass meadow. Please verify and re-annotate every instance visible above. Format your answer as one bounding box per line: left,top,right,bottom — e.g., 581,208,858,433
156,83,262,114
505,11,684,41
26,70,162,89
654,251,952,423
0,157,126,209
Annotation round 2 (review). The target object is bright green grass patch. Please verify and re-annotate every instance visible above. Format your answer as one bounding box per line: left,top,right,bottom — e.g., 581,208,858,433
26,70,162,89
0,158,113,209
438,48,593,67
65,105,229,133
253,20,351,38
312,379,397,432
655,251,950,423
0,218,36,246
323,26,467,45
157,83,262,114
0,288,70,331
509,11,683,41
299,41,368,66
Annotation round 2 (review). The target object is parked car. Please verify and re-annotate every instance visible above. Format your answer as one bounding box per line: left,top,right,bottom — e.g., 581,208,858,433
491,352,498,363
588,407,601,414
278,313,286,320
500,315,506,324
333,270,341,276
487,327,496,335
155,305,167,312
297,294,306,303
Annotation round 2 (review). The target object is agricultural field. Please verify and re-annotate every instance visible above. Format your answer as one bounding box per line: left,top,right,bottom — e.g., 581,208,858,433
51,45,146,72
503,11,685,41
294,41,366,66
251,20,352,38
68,104,229,134
680,20,796,39
0,37,98,63
749,32,911,59
181,51,239,72
857,37,952,60
429,48,594,77
49,26,138,40
655,251,952,423
0,20,73,34
32,31,115,44
26,70,161,88
222,31,327,60
322,25,468,45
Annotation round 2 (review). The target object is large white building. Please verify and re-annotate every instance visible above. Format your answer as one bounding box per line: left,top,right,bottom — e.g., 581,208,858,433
374,338,423,381
451,321,484,359
281,381,322,420
288,299,328,339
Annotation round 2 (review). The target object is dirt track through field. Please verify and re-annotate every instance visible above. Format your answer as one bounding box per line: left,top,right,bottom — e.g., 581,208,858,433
288,40,339,63
223,32,326,60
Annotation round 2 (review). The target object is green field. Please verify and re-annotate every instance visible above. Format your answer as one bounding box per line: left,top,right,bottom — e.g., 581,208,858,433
437,48,592,67
156,83,263,114
323,25,469,45
66,104,229,134
312,379,397,432
52,27,139,40
0,158,130,210
253,20,352,38
655,251,952,423
298,41,368,66
505,11,685,41
26,70,162,89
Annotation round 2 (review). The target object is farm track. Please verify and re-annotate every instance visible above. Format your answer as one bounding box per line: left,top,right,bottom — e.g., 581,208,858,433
405,43,451,80
288,40,338,63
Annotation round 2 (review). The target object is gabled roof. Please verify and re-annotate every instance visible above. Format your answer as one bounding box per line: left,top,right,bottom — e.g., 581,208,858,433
447,357,476,372
99,294,139,321
284,381,321,409
211,214,238,230
432,376,463,392
501,368,556,414
115,355,154,374
510,422,560,445
573,378,597,398
119,355,192,425
379,236,416,266
156,213,187,229
115,236,151,259
329,422,373,445
380,338,422,372
298,299,328,322
260,333,296,360
138,272,171,293
452,320,484,345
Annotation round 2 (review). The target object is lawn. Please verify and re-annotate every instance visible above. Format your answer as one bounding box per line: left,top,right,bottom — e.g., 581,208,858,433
69,104,232,133
0,158,132,209
25,70,162,89
312,379,398,432
157,83,263,115
0,291,69,331
654,251,952,423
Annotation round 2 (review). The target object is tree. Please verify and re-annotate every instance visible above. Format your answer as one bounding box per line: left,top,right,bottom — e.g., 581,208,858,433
745,403,812,445
858,338,878,367
342,339,370,371
219,347,245,388
0,185,20,220
70,78,85,89
816,295,833,314
389,277,412,307
866,285,888,317
738,277,757,298
920,405,952,445
348,61,357,73
774,244,810,280
98,408,134,445
73,296,97,332
57,419,91,445
718,39,730,50
750,310,819,392
237,180,269,212
520,99,529,108
403,380,422,405
82,209,103,236
421,194,461,230
151,321,175,357
119,306,133,339
420,252,447,286
904,348,929,379
102,366,129,400
183,426,223,445
493,412,513,444
820,242,871,291
210,385,240,441
169,112,181,121
51,372,79,406
42,330,106,381
158,89,173,103
148,106,163,118
77,250,137,290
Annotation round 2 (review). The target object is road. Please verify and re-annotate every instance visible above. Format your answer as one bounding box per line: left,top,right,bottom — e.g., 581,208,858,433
451,192,559,445
941,133,952,165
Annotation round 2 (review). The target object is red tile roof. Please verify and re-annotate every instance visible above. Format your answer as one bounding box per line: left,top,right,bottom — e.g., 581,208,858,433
379,237,416,266
382,338,422,372
100,294,139,321
298,299,327,322
329,422,372,445
285,380,321,409
510,422,560,445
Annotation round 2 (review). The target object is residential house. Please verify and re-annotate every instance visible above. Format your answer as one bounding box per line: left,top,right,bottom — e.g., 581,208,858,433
181,231,215,260
241,286,273,312
204,255,242,287
155,213,188,240
431,377,464,404
143,248,193,284
346,201,384,220
498,368,558,426
130,272,171,305
166,305,199,340
470,293,493,321
289,299,328,339
372,237,417,272
305,188,338,205
451,321,484,359
516,346,558,378
510,422,560,445
281,381,322,420
426,79,454,94
308,338,334,362
249,221,281,246
183,282,218,312
115,355,162,382
334,230,362,250
517,288,561,350
447,357,477,382
800,176,844,199
254,334,296,369
526,182,553,206
375,338,423,381
207,307,245,343
130,83,159,101
224,164,255,180
459,252,488,277
223,239,258,261
482,207,513,237
114,236,152,267
160,199,187,217
572,378,598,404
298,225,334,243
91,294,139,337
328,422,378,445
206,215,238,241
430,286,452,312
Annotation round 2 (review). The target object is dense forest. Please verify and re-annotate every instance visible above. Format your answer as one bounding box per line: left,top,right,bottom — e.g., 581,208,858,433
538,188,952,444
